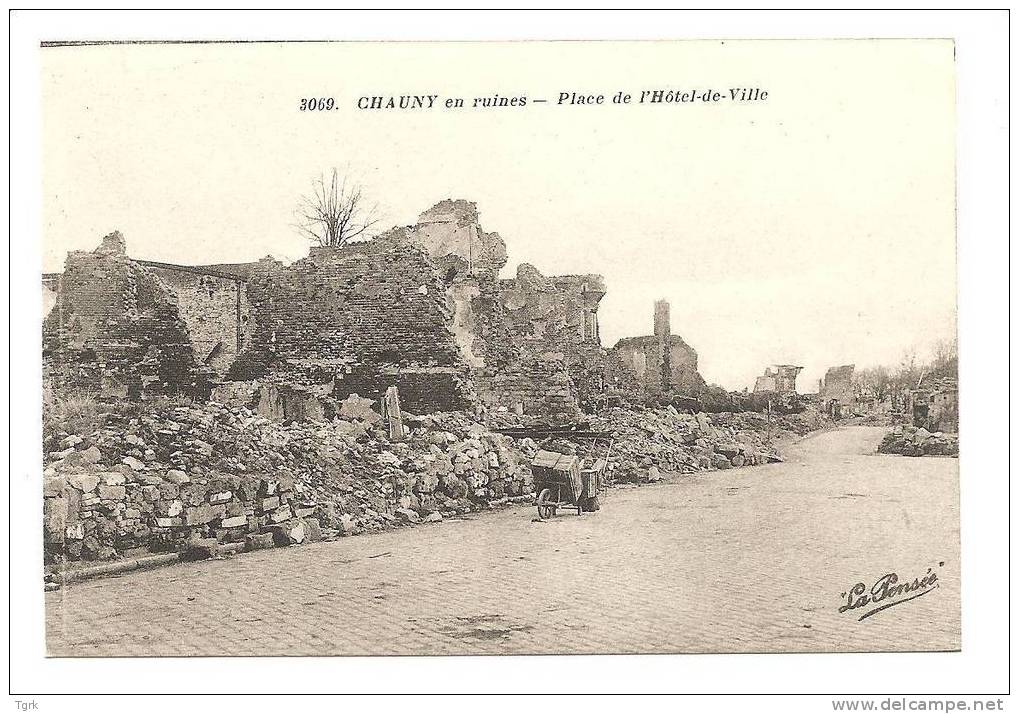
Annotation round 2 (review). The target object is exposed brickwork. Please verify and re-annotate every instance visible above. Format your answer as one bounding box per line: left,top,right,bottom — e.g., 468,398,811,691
43,233,212,399
229,230,476,414
475,359,578,418
141,263,252,377
399,202,609,417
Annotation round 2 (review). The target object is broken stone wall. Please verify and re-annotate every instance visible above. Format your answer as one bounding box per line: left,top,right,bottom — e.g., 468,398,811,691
227,230,476,414
43,233,212,399
404,200,607,417
474,360,579,418
142,263,252,377
820,364,856,407
753,365,803,394
607,335,705,397
605,300,705,399
409,199,508,279
483,265,607,416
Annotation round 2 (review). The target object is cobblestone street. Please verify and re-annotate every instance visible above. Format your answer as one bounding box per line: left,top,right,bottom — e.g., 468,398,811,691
45,426,960,656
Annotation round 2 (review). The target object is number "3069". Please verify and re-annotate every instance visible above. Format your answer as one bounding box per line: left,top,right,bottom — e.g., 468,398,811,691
299,97,336,111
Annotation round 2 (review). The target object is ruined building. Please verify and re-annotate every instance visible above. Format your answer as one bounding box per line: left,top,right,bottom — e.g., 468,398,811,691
753,364,804,394
819,364,856,417
43,201,609,419
42,232,237,399
606,300,705,397
397,200,605,416
226,229,477,415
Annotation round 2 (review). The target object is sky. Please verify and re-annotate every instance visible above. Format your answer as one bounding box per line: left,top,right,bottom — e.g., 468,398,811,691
41,40,957,391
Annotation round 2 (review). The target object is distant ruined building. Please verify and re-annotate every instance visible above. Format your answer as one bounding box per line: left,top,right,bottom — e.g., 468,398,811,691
753,364,804,394
605,299,706,398
819,364,856,417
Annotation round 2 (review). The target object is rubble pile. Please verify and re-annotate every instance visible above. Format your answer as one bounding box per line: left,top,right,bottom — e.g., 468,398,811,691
42,395,534,564
586,407,784,482
42,386,832,565
710,408,833,438
877,426,959,457
488,406,788,484
853,412,904,427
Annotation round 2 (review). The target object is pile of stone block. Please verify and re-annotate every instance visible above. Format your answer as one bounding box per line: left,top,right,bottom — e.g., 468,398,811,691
587,407,785,482
878,426,959,457
487,405,787,485
42,393,534,564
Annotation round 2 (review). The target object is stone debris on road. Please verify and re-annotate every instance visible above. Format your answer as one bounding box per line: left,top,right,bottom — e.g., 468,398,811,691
877,425,959,457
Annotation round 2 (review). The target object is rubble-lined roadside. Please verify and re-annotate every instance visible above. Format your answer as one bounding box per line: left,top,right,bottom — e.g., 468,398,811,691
43,393,832,568
488,407,815,484
877,425,959,457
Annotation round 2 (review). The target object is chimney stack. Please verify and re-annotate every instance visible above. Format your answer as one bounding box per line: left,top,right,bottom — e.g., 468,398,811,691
654,299,671,338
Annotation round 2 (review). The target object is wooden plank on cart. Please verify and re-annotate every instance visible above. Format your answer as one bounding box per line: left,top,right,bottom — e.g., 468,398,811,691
531,450,565,470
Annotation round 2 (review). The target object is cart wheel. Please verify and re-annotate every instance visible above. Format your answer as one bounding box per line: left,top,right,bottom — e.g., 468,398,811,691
536,489,555,520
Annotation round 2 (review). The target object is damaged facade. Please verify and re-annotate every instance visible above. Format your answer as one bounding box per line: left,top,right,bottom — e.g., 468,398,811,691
361,199,609,417
227,230,477,416
906,378,959,433
43,232,220,399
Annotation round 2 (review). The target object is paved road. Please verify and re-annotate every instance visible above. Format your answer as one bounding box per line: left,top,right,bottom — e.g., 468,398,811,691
45,426,960,656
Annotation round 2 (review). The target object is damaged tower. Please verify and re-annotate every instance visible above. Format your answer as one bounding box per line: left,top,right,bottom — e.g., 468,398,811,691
607,299,705,397
654,299,672,392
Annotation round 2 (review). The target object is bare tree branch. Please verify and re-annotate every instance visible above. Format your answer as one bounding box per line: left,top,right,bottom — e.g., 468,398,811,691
294,167,380,247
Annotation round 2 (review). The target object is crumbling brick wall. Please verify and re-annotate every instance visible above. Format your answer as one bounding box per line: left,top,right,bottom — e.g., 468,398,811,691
474,359,578,417
476,264,606,416
142,263,252,377
226,230,476,414
43,232,212,399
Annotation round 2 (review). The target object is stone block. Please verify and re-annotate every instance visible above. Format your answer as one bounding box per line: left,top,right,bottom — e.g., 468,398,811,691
261,496,280,512
184,504,216,526
270,505,293,523
97,484,126,500
208,490,232,505
68,473,100,494
102,472,127,486
121,456,146,471
395,508,420,524
244,532,275,551
180,538,219,561
165,469,190,485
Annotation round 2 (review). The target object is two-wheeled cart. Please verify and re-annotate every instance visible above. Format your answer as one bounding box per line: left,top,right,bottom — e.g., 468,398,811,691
531,439,612,519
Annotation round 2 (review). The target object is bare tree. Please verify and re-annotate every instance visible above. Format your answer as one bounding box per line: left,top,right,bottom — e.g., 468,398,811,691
854,365,891,400
296,168,380,247
929,337,958,380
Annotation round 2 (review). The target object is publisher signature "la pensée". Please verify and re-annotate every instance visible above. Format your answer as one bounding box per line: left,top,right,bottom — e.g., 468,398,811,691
838,562,944,621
